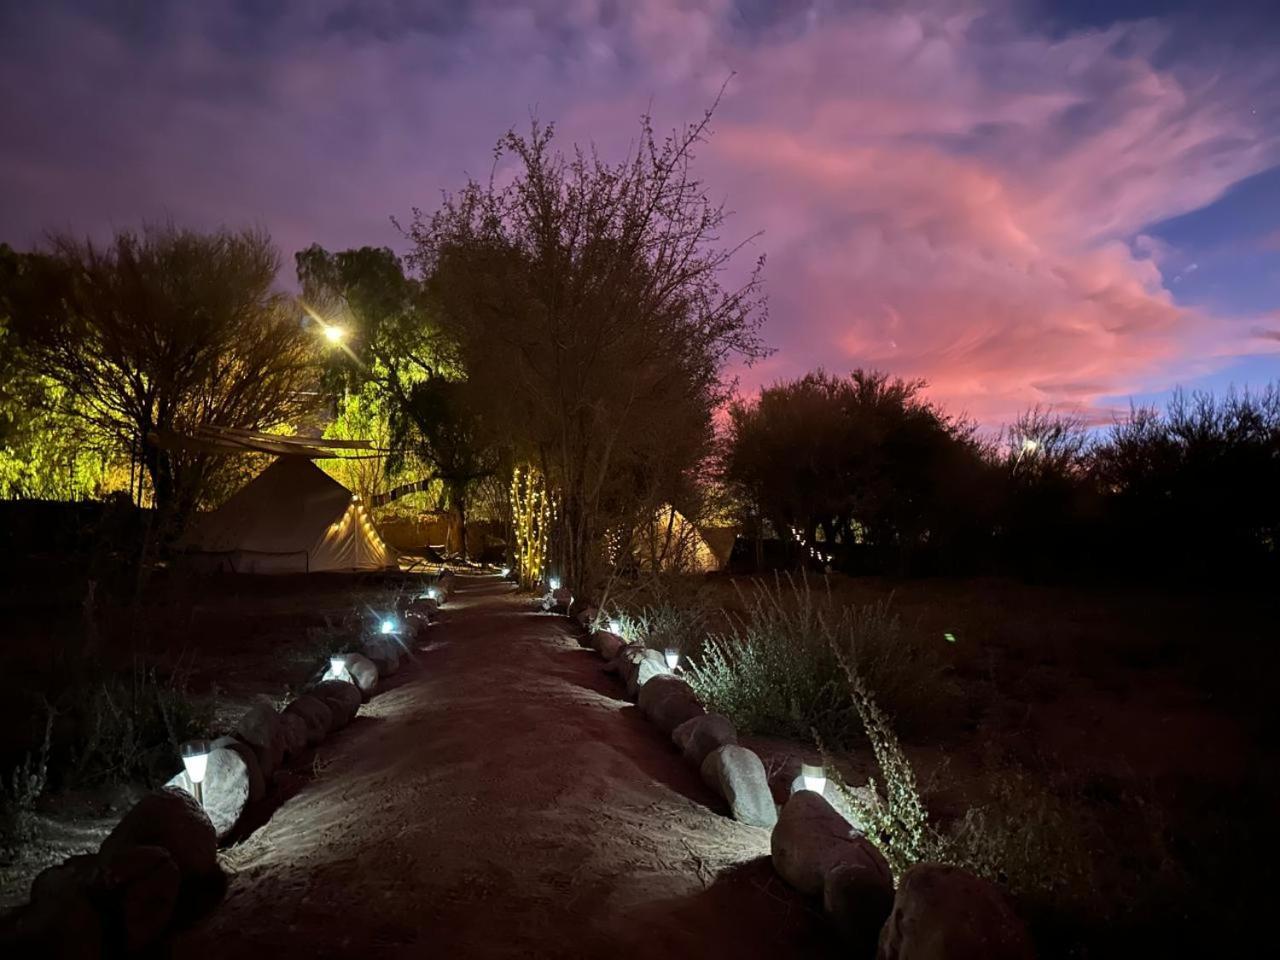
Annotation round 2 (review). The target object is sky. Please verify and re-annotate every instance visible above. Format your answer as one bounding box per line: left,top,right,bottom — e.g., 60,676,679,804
1,0,1277,426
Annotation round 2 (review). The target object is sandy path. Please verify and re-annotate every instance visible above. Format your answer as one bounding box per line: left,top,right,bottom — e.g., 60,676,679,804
176,575,836,959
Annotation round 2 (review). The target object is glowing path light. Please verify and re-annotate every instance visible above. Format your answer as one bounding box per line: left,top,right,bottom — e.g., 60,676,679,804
181,740,210,807
664,648,680,670
801,763,826,795
380,618,396,635
548,577,561,591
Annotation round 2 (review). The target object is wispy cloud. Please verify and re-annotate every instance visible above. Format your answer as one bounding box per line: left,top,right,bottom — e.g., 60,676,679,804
0,0,1277,424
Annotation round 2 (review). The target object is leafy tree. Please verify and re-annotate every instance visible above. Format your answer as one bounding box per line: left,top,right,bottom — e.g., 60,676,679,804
1,226,319,522
404,109,767,592
296,246,499,552
724,370,991,573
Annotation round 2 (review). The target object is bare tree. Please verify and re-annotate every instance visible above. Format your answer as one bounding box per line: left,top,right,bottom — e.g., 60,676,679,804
1,225,319,521
405,104,768,594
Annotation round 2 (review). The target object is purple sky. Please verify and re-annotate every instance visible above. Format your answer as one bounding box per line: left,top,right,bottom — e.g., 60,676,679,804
2,0,1278,425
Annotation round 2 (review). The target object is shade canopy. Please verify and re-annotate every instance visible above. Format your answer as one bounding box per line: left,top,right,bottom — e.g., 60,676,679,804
181,457,396,573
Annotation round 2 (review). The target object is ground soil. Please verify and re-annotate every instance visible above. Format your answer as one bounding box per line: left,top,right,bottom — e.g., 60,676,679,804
173,575,838,959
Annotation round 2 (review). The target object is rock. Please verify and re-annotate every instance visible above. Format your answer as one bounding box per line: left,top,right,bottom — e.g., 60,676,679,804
627,650,671,699
591,630,625,661
312,679,361,726
284,695,334,746
31,853,103,903
333,652,379,695
102,845,180,953
550,586,573,612
213,735,265,802
2,872,103,959
877,864,1034,960
771,790,886,898
672,714,737,767
405,598,438,625
363,635,402,676
280,711,309,758
700,745,777,828
574,605,599,628
99,788,217,882
234,698,286,780
165,741,254,839
825,858,896,954
638,674,705,734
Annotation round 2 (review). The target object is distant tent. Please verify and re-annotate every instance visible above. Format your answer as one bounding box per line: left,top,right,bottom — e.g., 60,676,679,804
635,505,726,573
180,457,396,573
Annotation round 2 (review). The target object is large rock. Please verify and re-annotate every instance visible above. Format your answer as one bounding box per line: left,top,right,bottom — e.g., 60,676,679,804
3,857,104,959
212,735,265,802
700,745,777,828
102,844,180,953
165,740,255,839
877,864,1034,960
637,674,705,734
284,695,335,746
363,635,402,676
99,788,218,882
590,630,626,661
280,711,309,758
672,714,737,767
825,857,896,953
330,652,379,696
234,698,286,780
312,679,361,726
626,649,670,699
771,790,887,898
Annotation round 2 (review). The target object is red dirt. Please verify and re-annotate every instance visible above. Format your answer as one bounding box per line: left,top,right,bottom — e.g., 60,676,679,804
175,576,837,959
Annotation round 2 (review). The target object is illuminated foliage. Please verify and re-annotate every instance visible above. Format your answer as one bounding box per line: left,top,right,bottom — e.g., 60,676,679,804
510,464,552,589
0,227,320,521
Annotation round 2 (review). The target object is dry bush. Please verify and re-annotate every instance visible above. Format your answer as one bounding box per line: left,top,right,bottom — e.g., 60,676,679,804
684,574,956,743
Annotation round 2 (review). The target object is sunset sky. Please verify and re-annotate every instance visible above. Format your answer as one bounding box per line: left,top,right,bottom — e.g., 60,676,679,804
2,0,1277,425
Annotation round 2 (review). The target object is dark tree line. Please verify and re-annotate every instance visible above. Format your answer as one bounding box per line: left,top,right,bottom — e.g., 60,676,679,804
723,371,1280,583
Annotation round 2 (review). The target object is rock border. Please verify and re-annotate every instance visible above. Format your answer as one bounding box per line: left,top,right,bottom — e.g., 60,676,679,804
570,606,1035,958
2,570,452,959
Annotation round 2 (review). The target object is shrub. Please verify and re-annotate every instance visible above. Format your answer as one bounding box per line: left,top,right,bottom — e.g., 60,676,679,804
684,574,953,742
70,659,215,788
610,600,711,657
0,707,51,857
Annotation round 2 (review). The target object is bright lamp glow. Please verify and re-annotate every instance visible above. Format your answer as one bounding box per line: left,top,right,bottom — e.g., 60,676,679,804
380,618,395,635
330,655,347,676
608,619,621,635
323,324,346,344
801,763,826,794
500,567,510,577
181,740,210,807
664,648,679,669
548,577,561,590
427,586,440,601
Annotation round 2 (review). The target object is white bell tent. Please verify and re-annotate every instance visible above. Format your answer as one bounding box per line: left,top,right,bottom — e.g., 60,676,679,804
181,456,396,573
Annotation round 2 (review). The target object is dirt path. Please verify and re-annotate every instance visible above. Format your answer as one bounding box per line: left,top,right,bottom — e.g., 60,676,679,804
176,575,836,959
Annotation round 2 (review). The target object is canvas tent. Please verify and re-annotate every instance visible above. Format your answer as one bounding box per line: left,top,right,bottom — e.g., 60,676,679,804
180,457,396,573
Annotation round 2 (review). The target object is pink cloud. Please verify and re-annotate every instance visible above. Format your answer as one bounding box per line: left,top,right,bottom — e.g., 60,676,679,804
1,1,1277,426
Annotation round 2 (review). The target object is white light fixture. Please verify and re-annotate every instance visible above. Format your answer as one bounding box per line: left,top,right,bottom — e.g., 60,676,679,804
329,655,349,682
608,619,621,635
181,740,210,807
380,618,395,635
427,586,440,601
801,763,826,795
664,648,680,670
500,566,510,577
548,577,561,590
